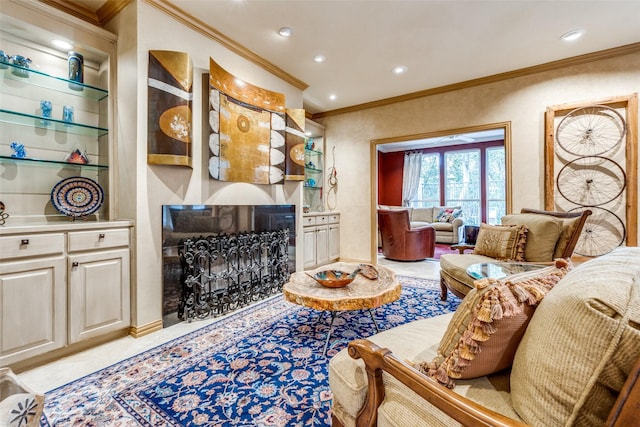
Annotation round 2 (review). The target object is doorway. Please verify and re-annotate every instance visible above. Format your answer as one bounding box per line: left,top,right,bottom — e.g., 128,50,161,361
370,122,512,263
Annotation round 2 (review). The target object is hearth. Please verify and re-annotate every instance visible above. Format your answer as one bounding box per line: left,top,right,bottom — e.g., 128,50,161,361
162,205,295,325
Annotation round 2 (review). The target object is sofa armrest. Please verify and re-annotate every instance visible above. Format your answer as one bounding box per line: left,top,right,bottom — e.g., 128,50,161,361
451,217,464,228
347,339,530,427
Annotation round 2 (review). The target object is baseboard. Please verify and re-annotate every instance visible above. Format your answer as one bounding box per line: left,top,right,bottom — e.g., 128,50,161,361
129,319,163,338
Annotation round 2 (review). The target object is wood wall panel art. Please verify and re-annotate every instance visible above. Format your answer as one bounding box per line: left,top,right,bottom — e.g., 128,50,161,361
208,57,300,185
148,50,193,167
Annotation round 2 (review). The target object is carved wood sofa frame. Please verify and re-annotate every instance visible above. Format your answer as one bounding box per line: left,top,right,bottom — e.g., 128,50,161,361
332,339,640,427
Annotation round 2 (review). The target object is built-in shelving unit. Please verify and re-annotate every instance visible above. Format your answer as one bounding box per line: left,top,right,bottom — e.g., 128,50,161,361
303,119,326,213
0,12,112,223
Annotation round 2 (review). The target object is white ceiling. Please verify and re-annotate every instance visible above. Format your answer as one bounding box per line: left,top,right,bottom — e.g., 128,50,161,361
166,0,640,114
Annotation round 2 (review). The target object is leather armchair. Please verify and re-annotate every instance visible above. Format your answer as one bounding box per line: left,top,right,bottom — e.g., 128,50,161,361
378,209,435,261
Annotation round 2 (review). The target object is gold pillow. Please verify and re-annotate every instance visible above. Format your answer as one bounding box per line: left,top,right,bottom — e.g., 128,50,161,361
501,213,562,262
413,259,572,388
473,223,527,262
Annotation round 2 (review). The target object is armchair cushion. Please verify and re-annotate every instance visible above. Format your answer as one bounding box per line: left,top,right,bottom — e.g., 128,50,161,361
472,223,528,261
511,246,640,426
414,260,571,388
501,213,562,262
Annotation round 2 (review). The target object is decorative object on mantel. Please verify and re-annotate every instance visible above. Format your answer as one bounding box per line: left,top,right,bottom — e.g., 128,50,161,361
9,55,31,77
0,367,45,427
9,142,26,159
0,201,9,226
64,147,89,164
50,176,104,219
67,51,84,91
147,50,193,167
62,105,74,125
208,57,303,184
0,50,9,69
40,99,52,125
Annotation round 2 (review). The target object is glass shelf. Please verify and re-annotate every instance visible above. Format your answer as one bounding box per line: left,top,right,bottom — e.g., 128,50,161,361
1,63,109,100
0,155,108,170
304,185,322,190
0,109,109,137
305,166,323,173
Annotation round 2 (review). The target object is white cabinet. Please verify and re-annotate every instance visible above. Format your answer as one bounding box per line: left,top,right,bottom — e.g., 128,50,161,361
0,223,131,367
68,228,130,344
0,254,66,366
303,212,340,269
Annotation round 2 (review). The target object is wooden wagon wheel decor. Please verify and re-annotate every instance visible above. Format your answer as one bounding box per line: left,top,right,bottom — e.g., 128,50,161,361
545,94,638,256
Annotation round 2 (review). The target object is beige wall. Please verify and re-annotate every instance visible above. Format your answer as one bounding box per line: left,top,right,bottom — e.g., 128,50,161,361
317,52,640,264
107,2,305,329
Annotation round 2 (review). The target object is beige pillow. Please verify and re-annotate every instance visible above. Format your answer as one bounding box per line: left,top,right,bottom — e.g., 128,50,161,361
553,215,581,258
413,259,572,388
501,213,562,262
473,223,527,261
511,246,640,426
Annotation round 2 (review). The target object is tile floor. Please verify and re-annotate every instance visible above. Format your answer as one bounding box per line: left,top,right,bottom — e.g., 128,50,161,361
17,256,441,393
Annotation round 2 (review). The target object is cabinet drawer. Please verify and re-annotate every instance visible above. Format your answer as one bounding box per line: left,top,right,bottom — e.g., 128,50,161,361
68,228,130,252
316,215,329,225
328,214,340,224
0,233,64,260
302,216,317,227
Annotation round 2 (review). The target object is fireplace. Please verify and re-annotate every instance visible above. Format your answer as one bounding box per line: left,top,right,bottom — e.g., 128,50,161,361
162,205,295,325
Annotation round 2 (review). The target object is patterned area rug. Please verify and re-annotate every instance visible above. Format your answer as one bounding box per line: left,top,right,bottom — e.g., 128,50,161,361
41,276,460,427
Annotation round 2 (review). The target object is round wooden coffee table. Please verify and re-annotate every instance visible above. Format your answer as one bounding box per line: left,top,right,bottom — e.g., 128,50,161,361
283,262,400,355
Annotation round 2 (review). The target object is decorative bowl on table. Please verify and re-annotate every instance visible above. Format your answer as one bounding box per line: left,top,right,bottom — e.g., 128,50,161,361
308,269,360,288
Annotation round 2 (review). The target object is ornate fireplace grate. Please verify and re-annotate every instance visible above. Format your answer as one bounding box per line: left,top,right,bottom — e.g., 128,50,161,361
178,229,290,322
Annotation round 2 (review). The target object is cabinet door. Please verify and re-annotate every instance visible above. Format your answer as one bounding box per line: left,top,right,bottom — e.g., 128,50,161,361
329,223,340,261
0,257,66,366
68,249,130,343
303,227,317,269
316,225,330,266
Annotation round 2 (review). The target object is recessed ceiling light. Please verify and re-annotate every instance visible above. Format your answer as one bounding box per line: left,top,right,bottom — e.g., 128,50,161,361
561,29,585,41
313,55,325,63
329,94,337,101
393,66,407,75
52,39,73,50
278,27,292,37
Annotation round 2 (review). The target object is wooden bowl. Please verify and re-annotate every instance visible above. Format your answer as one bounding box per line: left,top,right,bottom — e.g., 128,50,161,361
308,270,355,288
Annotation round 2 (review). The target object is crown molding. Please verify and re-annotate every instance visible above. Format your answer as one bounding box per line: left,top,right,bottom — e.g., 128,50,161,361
143,0,309,91
312,42,640,120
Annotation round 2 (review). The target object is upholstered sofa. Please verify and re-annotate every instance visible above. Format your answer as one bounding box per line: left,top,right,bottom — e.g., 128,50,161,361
378,206,464,244
440,208,591,301
329,246,640,427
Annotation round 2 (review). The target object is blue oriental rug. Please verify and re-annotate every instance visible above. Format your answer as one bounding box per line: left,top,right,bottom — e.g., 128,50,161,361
41,276,460,427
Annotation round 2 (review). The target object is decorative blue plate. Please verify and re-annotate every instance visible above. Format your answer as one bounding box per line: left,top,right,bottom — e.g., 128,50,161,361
51,176,104,217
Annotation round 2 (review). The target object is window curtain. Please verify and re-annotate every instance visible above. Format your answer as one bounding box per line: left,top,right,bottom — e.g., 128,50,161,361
402,151,422,207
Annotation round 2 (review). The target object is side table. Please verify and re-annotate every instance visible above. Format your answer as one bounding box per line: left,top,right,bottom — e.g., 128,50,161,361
451,243,475,254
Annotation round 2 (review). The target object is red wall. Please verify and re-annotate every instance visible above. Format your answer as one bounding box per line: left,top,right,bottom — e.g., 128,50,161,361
378,151,404,206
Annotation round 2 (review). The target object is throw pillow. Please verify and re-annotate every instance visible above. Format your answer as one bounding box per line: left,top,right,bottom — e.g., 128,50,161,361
501,213,562,262
473,223,528,262
436,208,462,223
412,259,572,389
511,247,640,427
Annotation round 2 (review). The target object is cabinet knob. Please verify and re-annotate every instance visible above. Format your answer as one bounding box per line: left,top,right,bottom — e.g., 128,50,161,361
98,233,105,240
21,239,29,245
72,262,79,268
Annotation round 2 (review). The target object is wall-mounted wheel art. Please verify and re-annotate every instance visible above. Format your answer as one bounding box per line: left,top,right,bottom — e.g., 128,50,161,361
545,94,638,255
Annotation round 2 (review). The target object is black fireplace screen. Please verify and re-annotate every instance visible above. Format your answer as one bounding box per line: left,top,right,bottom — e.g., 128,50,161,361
162,205,295,323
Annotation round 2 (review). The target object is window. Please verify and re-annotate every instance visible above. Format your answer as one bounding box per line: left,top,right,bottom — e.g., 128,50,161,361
486,147,506,224
413,153,440,208
412,144,505,225
445,150,480,225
